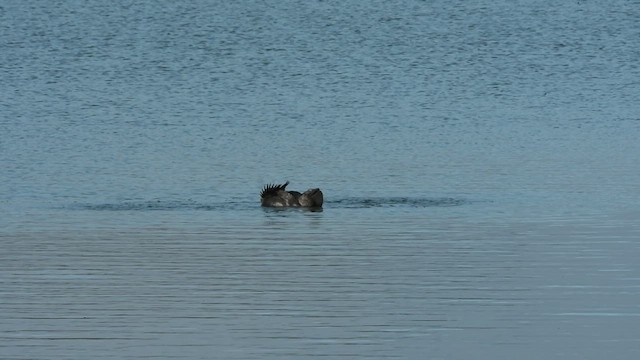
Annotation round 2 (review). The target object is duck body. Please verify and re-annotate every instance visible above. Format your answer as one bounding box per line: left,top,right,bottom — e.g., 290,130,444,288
260,181,323,208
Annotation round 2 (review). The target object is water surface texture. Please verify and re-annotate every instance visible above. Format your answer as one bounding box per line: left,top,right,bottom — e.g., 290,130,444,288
2,1,640,359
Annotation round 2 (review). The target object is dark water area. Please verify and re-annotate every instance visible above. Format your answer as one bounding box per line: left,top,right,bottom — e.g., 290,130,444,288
2,0,640,359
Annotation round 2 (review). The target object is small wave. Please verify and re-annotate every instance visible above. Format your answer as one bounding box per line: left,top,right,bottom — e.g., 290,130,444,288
76,199,252,212
73,197,465,212
329,197,466,209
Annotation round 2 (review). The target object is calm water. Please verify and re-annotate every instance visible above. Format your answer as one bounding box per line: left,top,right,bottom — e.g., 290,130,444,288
2,0,640,359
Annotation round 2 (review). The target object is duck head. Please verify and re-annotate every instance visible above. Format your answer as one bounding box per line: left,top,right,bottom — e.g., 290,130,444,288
298,188,323,207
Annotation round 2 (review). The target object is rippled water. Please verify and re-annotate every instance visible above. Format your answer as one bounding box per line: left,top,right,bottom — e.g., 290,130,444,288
2,0,640,359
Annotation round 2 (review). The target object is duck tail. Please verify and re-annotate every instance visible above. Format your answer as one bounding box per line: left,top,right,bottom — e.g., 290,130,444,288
260,181,289,198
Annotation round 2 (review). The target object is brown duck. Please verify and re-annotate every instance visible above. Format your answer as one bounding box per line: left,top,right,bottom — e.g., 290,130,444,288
260,181,323,208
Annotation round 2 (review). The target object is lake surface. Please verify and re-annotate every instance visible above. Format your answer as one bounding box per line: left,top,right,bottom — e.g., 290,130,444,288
2,0,640,359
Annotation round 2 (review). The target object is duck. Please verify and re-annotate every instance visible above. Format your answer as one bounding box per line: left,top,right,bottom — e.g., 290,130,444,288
260,181,323,208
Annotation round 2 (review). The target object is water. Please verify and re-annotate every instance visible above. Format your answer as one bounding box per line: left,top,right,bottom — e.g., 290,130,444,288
2,0,640,359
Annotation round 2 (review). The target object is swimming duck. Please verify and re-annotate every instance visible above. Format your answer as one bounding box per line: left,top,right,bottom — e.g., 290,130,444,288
260,181,323,208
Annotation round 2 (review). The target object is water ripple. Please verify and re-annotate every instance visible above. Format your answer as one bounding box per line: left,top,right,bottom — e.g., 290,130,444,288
331,197,466,208
72,197,467,212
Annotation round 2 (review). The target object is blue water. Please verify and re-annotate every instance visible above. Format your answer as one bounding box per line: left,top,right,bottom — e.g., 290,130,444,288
2,1,640,359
